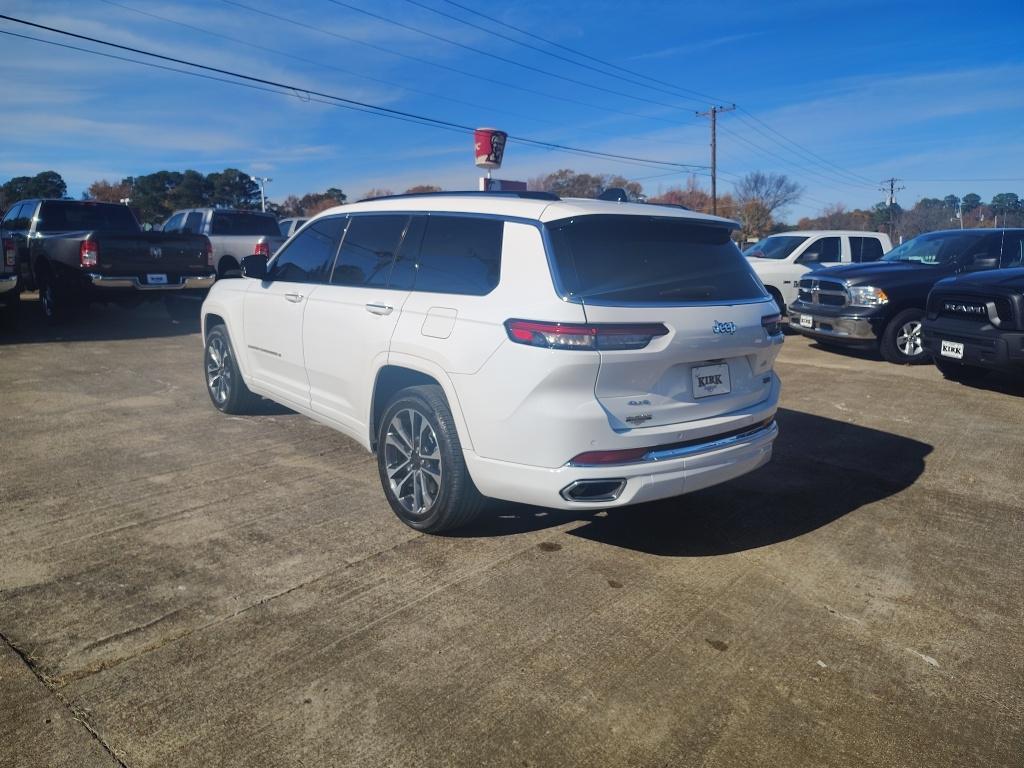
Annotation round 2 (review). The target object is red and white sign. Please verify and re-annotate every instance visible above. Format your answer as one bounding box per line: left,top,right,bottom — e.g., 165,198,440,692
474,127,507,169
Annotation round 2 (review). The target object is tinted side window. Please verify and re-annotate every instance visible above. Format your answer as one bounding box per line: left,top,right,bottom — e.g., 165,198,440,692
1001,234,1024,268
2,203,27,231
331,215,409,287
413,216,504,295
164,213,185,233
269,216,346,284
800,236,841,263
183,212,204,234
850,236,884,262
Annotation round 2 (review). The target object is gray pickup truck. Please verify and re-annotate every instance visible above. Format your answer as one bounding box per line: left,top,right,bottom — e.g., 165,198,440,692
161,208,285,278
2,199,214,323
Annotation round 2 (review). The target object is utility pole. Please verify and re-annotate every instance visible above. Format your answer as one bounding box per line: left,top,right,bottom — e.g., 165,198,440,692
879,177,904,240
696,104,735,215
250,176,272,212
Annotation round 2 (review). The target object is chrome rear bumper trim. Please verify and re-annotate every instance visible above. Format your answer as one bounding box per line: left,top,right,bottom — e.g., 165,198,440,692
87,273,216,291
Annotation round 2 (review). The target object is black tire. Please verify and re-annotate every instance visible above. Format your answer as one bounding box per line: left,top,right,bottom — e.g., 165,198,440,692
0,292,20,328
204,324,261,414
165,295,200,323
376,385,485,533
218,257,241,279
767,287,786,317
934,357,989,383
36,268,76,324
880,308,928,365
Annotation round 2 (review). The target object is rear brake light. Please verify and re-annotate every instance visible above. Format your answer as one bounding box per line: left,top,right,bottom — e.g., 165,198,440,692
504,319,668,351
203,238,214,267
2,238,14,267
80,239,99,268
569,447,649,466
253,241,270,258
761,313,782,336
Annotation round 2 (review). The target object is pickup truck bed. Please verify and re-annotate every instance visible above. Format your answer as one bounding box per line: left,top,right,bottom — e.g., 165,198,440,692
1,199,214,322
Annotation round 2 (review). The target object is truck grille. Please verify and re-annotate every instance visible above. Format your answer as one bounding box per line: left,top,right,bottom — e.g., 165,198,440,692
931,295,1014,325
797,277,847,307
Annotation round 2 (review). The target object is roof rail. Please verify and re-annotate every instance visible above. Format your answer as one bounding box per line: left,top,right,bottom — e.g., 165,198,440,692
356,190,560,203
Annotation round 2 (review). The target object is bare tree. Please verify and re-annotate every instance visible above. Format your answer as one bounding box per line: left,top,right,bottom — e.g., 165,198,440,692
733,171,802,239
734,172,802,217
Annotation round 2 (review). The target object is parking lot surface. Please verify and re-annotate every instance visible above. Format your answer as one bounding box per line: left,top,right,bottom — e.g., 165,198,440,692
1,298,1022,768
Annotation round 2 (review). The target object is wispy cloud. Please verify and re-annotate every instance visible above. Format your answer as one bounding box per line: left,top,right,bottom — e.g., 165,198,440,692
629,33,762,61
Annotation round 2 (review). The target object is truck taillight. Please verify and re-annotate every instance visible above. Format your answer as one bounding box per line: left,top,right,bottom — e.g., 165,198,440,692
2,238,14,267
204,238,214,267
504,319,669,351
80,239,99,268
253,241,270,258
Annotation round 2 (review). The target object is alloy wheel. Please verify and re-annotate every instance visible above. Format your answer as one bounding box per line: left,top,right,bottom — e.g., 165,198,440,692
205,335,232,405
895,320,923,357
383,408,443,517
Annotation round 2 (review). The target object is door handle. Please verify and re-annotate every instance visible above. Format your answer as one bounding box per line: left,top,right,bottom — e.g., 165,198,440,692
284,292,304,303
365,302,393,316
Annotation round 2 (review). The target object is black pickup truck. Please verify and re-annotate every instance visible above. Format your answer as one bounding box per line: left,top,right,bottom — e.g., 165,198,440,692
788,228,1024,364
0,199,215,322
921,267,1024,382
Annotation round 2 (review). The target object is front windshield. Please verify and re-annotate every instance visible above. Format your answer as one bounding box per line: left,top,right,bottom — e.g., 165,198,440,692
881,232,996,265
743,235,808,259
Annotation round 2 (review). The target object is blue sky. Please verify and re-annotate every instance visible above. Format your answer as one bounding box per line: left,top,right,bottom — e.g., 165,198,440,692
1,0,1022,220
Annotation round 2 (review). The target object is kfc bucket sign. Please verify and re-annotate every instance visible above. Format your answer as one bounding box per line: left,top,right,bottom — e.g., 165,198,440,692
474,128,507,169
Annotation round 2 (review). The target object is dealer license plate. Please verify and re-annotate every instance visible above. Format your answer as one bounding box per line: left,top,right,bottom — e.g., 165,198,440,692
940,340,964,359
692,363,731,399
146,273,168,285
800,314,813,328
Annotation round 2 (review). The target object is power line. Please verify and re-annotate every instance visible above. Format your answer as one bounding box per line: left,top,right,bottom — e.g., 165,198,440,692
424,0,880,195
902,178,1024,183
220,0,681,127
399,0,708,109
322,0,698,116
96,0,638,140
717,124,879,192
0,15,709,172
436,0,726,104
735,108,878,187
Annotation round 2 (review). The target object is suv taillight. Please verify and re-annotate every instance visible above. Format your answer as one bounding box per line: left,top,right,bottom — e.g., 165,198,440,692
80,239,99,268
253,241,270,258
2,238,14,267
504,319,669,351
761,313,782,336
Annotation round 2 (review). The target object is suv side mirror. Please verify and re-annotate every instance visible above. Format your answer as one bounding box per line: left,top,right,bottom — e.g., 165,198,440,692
240,254,269,279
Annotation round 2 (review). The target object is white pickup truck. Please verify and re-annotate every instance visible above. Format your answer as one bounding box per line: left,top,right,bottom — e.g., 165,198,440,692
743,230,892,314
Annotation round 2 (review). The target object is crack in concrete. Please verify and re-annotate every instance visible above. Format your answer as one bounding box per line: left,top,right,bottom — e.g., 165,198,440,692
0,629,131,768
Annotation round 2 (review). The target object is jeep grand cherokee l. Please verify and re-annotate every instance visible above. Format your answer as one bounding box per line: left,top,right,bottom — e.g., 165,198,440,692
200,192,783,532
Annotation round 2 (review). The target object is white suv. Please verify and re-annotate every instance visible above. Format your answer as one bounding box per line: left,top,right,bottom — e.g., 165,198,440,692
744,230,892,314
201,192,783,532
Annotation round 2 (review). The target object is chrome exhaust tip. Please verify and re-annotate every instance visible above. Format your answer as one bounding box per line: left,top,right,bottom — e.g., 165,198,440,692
560,478,626,503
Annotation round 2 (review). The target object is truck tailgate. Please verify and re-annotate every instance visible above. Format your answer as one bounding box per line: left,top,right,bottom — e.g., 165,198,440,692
94,232,210,274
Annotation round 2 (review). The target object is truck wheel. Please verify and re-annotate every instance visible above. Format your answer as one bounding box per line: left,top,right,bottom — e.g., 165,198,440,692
204,324,260,414
376,385,485,533
218,257,241,279
880,308,928,365
767,287,786,317
37,269,76,324
934,358,989,383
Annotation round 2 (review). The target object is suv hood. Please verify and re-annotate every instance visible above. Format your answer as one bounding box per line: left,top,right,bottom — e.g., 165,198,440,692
933,267,1024,293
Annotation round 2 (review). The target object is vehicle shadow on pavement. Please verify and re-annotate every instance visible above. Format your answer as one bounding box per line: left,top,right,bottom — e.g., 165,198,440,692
459,408,932,556
0,294,201,345
809,341,883,362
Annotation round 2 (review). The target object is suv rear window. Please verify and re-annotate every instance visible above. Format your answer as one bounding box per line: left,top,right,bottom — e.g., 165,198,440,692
546,215,764,303
210,211,280,236
36,201,139,233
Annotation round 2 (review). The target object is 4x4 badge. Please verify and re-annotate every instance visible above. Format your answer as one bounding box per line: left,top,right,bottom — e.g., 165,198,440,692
712,321,737,335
